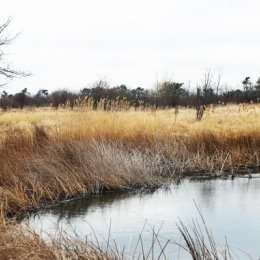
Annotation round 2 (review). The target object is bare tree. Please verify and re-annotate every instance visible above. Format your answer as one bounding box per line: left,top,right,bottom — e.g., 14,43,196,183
195,71,213,120
195,70,221,120
0,18,30,86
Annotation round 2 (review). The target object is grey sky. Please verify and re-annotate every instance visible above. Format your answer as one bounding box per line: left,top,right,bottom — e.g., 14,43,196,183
1,0,260,93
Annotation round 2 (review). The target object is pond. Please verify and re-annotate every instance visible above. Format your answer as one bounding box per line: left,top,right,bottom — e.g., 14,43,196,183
23,175,260,259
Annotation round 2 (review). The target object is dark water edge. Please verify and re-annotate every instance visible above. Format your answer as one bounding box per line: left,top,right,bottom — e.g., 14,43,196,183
15,164,260,219
22,174,260,259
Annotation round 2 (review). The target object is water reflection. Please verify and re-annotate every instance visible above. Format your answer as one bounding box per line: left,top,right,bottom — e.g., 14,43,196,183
32,189,157,221
24,176,260,259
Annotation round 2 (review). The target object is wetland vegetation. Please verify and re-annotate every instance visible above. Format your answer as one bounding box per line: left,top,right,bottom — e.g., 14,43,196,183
0,103,259,259
1,13,260,260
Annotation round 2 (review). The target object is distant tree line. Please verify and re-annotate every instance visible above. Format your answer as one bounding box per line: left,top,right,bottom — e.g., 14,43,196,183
1,20,260,112
1,76,260,111
1,19,260,112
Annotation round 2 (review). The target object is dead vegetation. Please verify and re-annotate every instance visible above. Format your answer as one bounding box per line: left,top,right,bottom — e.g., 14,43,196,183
0,104,259,259
0,104,259,214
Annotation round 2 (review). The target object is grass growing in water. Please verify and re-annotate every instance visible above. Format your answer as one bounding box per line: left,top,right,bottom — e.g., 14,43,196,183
0,104,259,259
1,104,259,213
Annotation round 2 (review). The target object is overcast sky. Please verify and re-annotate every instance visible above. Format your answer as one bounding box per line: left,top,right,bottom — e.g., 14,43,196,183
0,0,260,93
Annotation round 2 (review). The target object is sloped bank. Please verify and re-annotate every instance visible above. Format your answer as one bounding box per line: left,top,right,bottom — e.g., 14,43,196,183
0,124,259,259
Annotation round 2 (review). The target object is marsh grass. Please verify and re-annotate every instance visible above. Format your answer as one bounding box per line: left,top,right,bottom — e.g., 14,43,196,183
0,104,259,259
176,202,233,260
0,214,119,260
14,210,251,260
0,104,259,214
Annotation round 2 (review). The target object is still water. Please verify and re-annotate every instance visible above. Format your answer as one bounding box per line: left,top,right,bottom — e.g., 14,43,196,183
24,176,260,259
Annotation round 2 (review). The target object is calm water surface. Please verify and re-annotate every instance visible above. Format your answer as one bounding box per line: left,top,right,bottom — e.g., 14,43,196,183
24,176,260,259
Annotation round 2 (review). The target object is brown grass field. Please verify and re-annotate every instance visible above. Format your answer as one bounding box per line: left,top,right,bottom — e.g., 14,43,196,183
0,104,259,259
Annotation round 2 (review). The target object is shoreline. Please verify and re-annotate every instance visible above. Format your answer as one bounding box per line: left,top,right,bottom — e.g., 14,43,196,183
0,106,259,259
13,164,260,221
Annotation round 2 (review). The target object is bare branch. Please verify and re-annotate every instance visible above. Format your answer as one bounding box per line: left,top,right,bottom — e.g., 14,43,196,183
0,17,30,86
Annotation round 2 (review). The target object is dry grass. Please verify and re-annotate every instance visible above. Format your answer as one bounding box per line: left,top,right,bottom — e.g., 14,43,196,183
0,138,165,215
1,213,240,260
0,104,259,259
0,104,259,214
0,104,259,151
0,106,258,153
0,214,119,260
